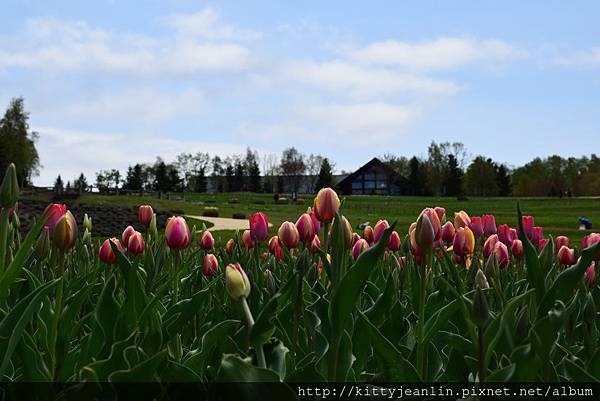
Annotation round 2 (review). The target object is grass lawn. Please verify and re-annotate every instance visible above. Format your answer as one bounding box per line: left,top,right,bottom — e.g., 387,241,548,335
25,192,599,245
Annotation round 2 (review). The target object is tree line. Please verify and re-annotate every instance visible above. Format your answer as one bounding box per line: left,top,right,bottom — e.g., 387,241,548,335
3,97,600,197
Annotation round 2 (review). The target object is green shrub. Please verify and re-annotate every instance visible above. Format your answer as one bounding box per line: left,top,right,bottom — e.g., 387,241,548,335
232,212,246,219
202,207,219,217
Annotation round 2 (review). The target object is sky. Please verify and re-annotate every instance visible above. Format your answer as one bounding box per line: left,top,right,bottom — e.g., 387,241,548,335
1,0,600,185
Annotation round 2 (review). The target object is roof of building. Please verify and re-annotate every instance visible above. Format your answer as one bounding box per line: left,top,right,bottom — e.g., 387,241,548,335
337,157,407,187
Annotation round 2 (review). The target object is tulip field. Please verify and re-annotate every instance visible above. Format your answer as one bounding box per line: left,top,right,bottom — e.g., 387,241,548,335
1,163,600,399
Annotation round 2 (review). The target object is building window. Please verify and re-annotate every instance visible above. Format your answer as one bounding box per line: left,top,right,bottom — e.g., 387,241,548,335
351,180,362,190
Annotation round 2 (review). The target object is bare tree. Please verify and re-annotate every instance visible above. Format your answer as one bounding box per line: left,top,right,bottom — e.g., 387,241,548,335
305,154,324,193
280,147,305,194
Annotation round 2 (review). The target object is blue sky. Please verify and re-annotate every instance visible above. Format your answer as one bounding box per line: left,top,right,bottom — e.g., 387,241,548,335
1,1,600,185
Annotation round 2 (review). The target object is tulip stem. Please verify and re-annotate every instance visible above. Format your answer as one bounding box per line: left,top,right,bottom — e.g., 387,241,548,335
0,208,8,273
478,325,486,382
323,222,330,252
416,249,429,379
50,252,65,380
241,296,266,369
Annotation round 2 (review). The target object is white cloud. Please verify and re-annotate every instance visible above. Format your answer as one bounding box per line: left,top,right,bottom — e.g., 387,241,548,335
285,60,459,99
161,8,261,41
343,37,525,71
0,12,256,75
555,47,600,66
34,126,252,186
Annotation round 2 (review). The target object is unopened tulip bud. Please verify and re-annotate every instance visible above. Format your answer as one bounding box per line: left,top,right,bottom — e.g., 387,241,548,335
584,292,596,325
138,205,154,227
472,288,490,327
127,231,145,254
278,221,299,249
373,220,390,243
165,216,190,249
295,213,314,243
475,269,489,290
511,239,524,259
83,213,92,233
99,238,124,264
0,163,19,208
200,230,214,250
555,236,569,252
494,242,510,268
351,232,361,247
470,217,484,237
498,224,515,246
521,215,535,242
454,210,471,229
557,245,576,266
149,213,158,239
352,238,369,260
388,231,402,251
483,234,499,259
249,212,269,242
441,222,455,243
264,269,277,293
311,235,321,253
43,203,68,235
242,230,254,249
415,212,435,250
434,207,446,223
122,225,135,248
482,214,497,236
203,254,219,277
35,227,51,260
52,211,77,250
82,228,92,247
312,187,340,223
225,238,235,254
225,263,251,300
341,216,353,249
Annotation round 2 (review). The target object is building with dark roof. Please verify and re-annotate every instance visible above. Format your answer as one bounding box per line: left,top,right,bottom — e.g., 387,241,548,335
337,157,407,195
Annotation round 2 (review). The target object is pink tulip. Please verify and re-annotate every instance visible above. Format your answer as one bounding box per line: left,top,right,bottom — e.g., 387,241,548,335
249,212,269,242
555,236,569,252
165,216,190,249
532,227,544,246
441,221,455,243
242,230,254,249
434,207,446,223
482,214,497,236
127,231,145,254
582,233,600,260
538,238,549,252
498,224,515,246
122,225,135,247
470,217,484,237
308,209,321,237
278,221,299,249
296,213,314,243
373,220,390,243
352,239,369,260
311,235,321,253
494,242,510,268
200,230,215,250
138,205,154,226
313,188,340,223
521,215,535,242
585,263,596,289
388,231,402,251
351,232,361,247
203,254,219,277
454,211,471,229
483,234,499,259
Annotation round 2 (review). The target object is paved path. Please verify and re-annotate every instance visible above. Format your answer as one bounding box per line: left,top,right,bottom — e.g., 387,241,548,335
186,215,273,231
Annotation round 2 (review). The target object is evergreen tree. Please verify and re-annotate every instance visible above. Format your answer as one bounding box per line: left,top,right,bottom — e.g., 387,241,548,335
225,163,234,192
123,164,144,190
53,175,64,194
73,173,88,193
495,164,512,196
194,167,207,193
0,98,40,186
443,154,463,196
464,157,499,196
233,159,244,191
315,158,334,192
408,157,427,195
153,161,169,192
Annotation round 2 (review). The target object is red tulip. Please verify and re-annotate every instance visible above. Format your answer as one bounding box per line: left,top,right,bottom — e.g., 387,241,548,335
521,215,535,242
43,203,68,235
511,239,524,259
203,254,219,277
555,236,569,252
165,216,190,249
99,238,125,264
388,231,402,251
296,213,314,243
470,217,484,237
200,230,215,250
312,188,340,222
127,231,145,254
482,214,497,236
363,226,374,244
352,238,369,260
138,205,154,226
538,238,549,252
278,221,299,249
373,220,390,243
249,212,269,242
557,245,576,266
498,224,515,246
